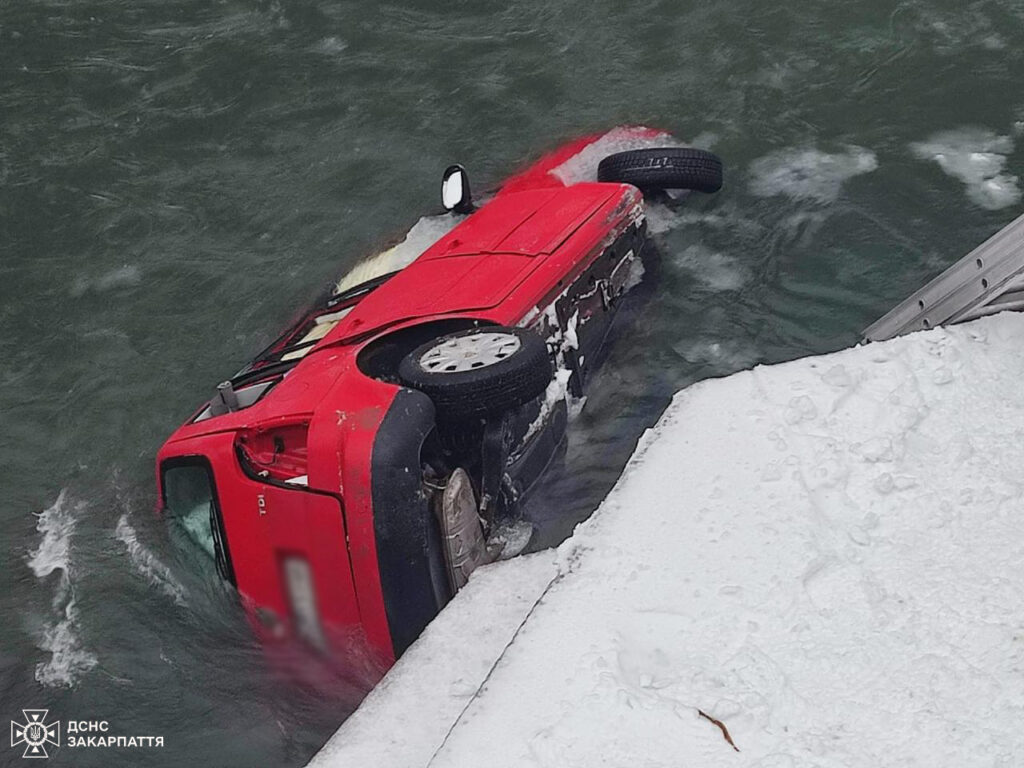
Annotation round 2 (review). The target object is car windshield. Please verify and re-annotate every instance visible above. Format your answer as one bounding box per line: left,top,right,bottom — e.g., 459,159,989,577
230,271,402,383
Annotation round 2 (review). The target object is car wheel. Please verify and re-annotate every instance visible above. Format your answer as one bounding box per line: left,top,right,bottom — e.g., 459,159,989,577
398,326,553,420
597,147,723,193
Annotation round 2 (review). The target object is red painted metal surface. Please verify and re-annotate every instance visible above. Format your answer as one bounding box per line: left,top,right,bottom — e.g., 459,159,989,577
156,127,656,675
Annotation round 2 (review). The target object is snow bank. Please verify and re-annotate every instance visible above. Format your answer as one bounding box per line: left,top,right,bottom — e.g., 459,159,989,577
311,312,1024,767
309,553,557,767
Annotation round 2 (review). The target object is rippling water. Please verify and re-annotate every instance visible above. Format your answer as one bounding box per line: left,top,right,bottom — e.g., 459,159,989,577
3,0,1023,765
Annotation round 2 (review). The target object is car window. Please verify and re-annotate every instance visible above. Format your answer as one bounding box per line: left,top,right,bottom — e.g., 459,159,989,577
163,464,217,560
162,461,235,584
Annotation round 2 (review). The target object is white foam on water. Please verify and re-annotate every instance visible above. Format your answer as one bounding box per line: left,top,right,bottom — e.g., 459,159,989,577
334,214,462,295
35,601,99,689
645,201,766,238
550,126,682,186
748,145,878,203
910,128,1021,210
70,264,142,297
28,489,76,582
28,490,98,688
674,244,748,292
115,513,188,607
644,203,684,235
913,6,1007,55
314,36,347,56
673,338,760,372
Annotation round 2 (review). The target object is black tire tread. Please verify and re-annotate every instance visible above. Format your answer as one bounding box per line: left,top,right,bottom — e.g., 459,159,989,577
598,147,723,193
398,327,553,420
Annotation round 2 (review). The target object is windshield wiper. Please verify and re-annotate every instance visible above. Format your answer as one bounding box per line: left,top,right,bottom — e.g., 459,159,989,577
326,270,400,308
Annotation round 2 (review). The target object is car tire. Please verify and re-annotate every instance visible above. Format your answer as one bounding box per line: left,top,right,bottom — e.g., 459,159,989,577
597,147,723,193
398,327,553,420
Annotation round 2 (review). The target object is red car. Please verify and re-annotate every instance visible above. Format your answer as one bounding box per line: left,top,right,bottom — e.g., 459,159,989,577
156,127,722,675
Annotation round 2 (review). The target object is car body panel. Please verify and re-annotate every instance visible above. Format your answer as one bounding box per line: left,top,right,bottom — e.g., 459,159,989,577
328,184,620,343
156,126,673,674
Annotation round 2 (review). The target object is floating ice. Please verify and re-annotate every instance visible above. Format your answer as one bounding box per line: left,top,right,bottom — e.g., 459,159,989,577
673,244,748,292
748,145,878,203
910,128,1021,210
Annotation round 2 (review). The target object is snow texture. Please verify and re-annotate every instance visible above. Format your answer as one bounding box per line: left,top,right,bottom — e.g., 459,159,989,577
311,311,1024,768
308,553,557,767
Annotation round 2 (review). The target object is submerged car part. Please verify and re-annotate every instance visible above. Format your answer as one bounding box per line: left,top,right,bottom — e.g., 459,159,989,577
155,126,724,671
864,210,1024,341
436,468,491,590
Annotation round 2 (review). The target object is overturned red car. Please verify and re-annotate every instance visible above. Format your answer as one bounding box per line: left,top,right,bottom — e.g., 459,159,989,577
156,127,723,673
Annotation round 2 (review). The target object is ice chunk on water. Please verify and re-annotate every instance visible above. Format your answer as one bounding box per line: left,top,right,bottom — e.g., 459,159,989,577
910,128,1021,210
748,145,878,203
674,244,748,292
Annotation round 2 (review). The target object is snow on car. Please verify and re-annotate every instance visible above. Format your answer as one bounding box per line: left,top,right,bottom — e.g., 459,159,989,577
155,126,723,674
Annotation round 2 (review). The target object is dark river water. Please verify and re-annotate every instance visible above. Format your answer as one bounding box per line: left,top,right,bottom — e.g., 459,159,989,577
3,0,1023,765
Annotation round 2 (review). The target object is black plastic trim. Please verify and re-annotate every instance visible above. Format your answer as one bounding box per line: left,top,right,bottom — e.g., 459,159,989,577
371,387,449,657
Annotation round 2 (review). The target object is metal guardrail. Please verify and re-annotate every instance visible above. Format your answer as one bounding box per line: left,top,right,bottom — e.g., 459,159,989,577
863,211,1024,342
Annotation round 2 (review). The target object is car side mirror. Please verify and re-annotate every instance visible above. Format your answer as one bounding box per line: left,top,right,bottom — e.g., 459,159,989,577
441,164,473,214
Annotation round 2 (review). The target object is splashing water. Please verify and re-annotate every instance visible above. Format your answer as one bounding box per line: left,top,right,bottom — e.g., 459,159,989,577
28,490,98,688
550,126,683,185
115,513,188,608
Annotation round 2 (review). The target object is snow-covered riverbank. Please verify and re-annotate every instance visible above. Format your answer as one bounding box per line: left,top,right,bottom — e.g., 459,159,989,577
311,313,1024,767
